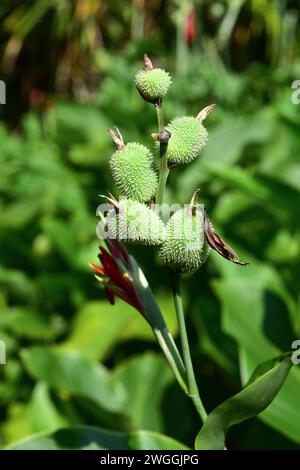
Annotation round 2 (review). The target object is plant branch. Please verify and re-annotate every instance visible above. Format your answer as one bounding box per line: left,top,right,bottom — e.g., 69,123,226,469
155,101,170,206
171,271,208,423
128,255,188,393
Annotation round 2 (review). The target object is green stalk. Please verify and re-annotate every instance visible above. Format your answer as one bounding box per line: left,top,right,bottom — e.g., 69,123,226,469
128,255,188,393
156,101,165,133
171,272,207,423
155,102,170,206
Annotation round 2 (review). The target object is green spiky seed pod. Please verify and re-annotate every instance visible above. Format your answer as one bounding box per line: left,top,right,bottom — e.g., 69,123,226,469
107,199,165,246
110,143,158,202
159,207,210,272
135,68,171,103
166,116,208,164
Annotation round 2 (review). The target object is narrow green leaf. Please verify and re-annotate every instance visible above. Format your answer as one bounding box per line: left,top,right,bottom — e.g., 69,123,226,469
8,426,188,450
8,426,127,450
212,267,300,443
195,355,292,450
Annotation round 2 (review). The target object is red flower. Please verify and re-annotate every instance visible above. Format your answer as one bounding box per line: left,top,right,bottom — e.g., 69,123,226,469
89,239,144,314
184,10,197,45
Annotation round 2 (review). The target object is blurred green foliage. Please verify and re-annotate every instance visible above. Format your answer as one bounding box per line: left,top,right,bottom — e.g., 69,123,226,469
0,0,300,450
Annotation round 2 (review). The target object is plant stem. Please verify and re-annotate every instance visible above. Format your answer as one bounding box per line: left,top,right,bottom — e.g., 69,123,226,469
156,100,164,133
155,101,169,206
128,255,188,393
171,271,208,423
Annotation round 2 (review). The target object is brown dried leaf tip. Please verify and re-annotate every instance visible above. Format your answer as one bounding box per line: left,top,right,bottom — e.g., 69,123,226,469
196,104,216,122
107,127,125,150
189,188,201,216
144,54,154,71
204,210,248,266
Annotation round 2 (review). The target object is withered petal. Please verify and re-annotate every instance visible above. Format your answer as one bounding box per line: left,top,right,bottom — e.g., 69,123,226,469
204,210,248,266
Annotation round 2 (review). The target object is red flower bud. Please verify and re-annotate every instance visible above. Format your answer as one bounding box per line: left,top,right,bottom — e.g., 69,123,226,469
184,10,197,45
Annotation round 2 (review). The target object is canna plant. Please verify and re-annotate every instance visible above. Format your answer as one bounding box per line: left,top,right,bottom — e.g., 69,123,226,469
91,55,294,450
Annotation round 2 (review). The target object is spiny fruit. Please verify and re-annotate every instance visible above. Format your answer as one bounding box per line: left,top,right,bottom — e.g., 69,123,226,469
159,207,210,272
110,142,158,202
166,116,208,164
107,198,165,246
135,68,171,103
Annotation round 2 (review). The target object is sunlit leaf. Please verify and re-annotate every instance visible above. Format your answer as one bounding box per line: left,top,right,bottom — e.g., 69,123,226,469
112,354,173,431
212,262,300,443
8,426,188,450
59,296,178,361
28,383,69,433
21,348,125,412
195,355,292,450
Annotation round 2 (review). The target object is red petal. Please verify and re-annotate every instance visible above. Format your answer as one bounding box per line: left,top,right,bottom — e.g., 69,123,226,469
89,263,106,276
99,247,116,270
106,239,129,267
96,245,144,314
99,248,135,296
105,239,120,260
99,248,122,282
184,10,197,44
119,241,129,265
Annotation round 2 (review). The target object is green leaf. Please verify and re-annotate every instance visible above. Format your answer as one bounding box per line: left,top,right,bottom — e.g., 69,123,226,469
203,163,270,200
112,354,173,431
46,102,110,150
0,200,41,229
1,403,32,445
0,308,65,341
191,298,237,375
42,218,79,268
179,112,274,194
212,263,300,443
8,426,188,450
128,430,189,450
8,426,127,450
59,295,178,361
201,113,274,166
28,383,69,433
21,347,125,413
58,300,131,361
195,355,292,450
0,267,35,302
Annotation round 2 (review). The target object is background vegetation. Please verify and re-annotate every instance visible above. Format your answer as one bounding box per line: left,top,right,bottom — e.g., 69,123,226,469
0,0,299,450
